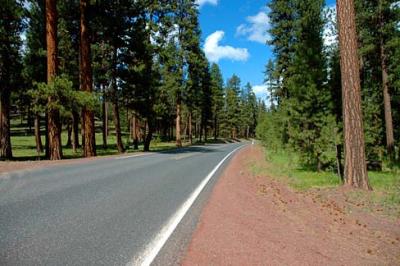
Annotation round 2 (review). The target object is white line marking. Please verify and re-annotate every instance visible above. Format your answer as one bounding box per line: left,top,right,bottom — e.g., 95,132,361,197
128,145,245,266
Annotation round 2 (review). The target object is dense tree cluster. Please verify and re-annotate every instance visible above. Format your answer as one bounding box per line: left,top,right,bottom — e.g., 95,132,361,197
258,0,400,187
0,0,261,160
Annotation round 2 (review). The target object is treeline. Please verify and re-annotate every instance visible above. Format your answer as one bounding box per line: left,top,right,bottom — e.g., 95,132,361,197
257,0,399,187
0,0,263,160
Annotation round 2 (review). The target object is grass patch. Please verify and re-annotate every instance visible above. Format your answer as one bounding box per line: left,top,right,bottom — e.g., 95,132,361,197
10,131,180,160
253,146,400,215
257,150,341,190
349,171,400,215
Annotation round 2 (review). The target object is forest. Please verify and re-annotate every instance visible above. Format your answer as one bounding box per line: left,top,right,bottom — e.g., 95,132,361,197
257,0,400,189
0,0,263,161
1,0,399,191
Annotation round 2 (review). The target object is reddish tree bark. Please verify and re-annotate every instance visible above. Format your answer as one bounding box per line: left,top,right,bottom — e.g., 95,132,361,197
112,100,125,153
213,114,218,141
0,89,12,159
188,111,193,145
381,44,394,160
72,110,80,153
132,113,139,150
337,0,370,190
176,98,182,147
46,0,62,160
102,97,108,149
34,113,43,155
379,1,394,161
80,0,96,157
143,119,153,152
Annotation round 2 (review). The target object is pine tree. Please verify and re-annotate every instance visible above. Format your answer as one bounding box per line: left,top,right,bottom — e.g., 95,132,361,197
80,0,96,157
241,83,258,138
288,0,335,169
198,55,212,141
225,75,241,139
23,0,46,155
94,0,137,154
0,0,23,159
337,0,371,189
267,0,297,100
210,63,224,140
121,1,165,151
266,0,335,169
58,0,80,152
166,0,202,147
355,0,399,162
46,0,63,160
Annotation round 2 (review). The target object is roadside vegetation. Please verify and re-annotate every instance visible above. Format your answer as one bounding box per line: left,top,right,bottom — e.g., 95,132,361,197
250,146,400,217
8,117,243,160
256,0,400,192
1,0,262,161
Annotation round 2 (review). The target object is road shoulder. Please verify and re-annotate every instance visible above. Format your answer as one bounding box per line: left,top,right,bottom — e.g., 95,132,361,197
182,144,400,265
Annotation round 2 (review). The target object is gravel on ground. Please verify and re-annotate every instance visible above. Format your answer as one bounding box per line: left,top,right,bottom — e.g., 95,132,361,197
182,145,400,266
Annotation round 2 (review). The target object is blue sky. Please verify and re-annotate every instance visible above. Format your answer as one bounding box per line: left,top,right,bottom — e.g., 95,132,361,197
197,0,337,100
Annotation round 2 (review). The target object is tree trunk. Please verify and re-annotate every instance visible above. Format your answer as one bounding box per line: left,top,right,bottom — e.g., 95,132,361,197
133,114,139,150
0,89,12,159
143,119,153,152
183,115,188,142
72,110,79,153
130,114,133,142
27,105,33,134
80,0,96,157
337,0,370,190
46,0,62,160
112,100,125,153
81,115,85,149
102,98,108,149
34,113,43,155
214,115,218,141
199,122,203,143
176,98,182,147
204,121,207,142
188,111,192,144
45,113,49,158
336,143,344,182
379,2,394,161
317,153,322,172
66,120,72,147
381,45,394,161
47,109,62,160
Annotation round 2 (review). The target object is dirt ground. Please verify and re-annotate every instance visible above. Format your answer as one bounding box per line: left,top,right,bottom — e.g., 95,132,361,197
182,145,400,266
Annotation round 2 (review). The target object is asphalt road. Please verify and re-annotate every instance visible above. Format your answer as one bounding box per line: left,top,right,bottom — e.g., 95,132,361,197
0,142,245,265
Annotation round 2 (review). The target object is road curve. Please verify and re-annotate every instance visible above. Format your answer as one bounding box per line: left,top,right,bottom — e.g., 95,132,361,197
0,142,245,265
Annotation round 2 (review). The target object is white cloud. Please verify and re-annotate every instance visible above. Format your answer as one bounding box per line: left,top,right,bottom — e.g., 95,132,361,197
204,31,250,63
196,0,218,8
252,84,271,106
236,11,270,44
252,85,268,97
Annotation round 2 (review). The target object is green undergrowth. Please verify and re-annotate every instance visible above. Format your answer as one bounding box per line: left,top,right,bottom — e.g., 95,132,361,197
251,146,400,214
10,132,181,160
351,171,400,215
9,119,240,160
251,149,341,190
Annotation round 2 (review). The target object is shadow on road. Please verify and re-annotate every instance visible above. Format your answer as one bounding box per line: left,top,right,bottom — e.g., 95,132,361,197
155,145,219,155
